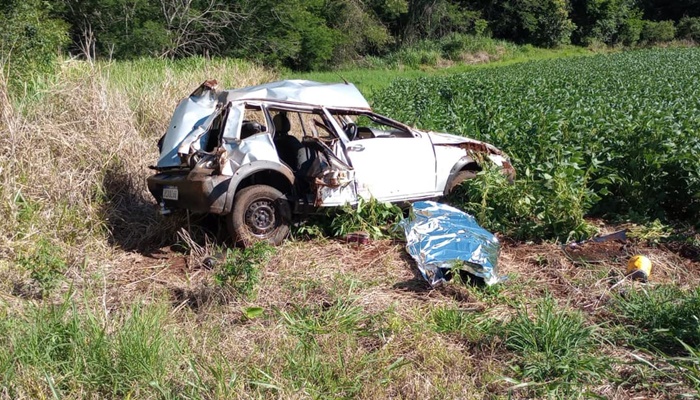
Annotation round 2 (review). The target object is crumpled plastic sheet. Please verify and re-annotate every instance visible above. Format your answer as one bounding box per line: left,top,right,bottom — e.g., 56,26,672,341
401,201,502,286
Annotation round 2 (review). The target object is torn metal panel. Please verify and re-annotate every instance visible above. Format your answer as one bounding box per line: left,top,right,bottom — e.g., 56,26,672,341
427,131,503,154
299,137,356,207
401,201,502,286
157,87,218,168
177,108,222,160
224,133,279,172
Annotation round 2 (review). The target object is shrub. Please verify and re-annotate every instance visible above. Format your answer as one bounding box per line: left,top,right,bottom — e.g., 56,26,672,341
640,20,676,43
619,16,644,46
677,17,700,41
386,41,442,68
0,0,68,86
452,164,597,242
215,242,274,299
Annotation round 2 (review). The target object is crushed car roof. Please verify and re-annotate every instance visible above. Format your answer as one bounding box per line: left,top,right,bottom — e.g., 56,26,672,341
220,79,371,109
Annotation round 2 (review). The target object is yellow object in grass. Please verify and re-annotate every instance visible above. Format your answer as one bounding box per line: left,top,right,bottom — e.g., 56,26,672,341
626,255,652,281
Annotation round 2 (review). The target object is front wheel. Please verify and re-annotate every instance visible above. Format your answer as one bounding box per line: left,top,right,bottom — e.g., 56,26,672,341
445,170,477,195
227,185,291,246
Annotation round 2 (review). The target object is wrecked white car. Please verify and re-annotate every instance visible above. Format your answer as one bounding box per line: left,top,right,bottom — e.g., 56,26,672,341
147,80,514,246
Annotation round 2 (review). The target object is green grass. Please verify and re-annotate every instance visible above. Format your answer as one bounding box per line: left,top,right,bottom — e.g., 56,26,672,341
0,299,182,398
290,43,596,97
428,307,497,342
503,297,608,396
612,285,700,354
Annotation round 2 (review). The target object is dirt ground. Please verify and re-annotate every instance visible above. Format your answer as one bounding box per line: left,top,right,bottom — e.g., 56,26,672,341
105,225,700,326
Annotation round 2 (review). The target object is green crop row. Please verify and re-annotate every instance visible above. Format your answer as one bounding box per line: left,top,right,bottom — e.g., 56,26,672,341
373,48,700,240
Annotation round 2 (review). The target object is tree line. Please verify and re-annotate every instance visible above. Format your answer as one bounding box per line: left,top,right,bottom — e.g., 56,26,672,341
2,0,700,77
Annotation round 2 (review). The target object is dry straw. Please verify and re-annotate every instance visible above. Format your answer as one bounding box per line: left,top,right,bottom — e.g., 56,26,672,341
0,58,275,279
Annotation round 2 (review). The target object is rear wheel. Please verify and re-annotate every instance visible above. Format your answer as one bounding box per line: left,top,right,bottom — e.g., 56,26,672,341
227,185,291,246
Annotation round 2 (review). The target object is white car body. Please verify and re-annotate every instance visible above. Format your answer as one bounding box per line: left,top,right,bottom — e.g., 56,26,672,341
147,79,513,244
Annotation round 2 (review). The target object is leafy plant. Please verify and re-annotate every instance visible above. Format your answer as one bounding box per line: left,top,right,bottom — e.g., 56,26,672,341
451,164,597,241
215,242,274,299
330,197,404,239
16,238,67,295
627,219,672,244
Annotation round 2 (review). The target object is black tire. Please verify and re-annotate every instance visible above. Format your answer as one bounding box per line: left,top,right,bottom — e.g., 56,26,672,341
227,185,291,246
446,170,477,194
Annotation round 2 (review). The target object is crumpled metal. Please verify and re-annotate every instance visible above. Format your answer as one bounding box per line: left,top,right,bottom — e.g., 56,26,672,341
401,201,502,286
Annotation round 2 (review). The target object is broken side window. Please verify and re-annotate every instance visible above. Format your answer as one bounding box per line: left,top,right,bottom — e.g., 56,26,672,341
240,105,268,139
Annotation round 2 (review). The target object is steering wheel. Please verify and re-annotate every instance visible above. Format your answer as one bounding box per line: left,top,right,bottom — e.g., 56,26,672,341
344,122,358,141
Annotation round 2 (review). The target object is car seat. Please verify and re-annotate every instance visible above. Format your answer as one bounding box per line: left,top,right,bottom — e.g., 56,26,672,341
273,112,303,169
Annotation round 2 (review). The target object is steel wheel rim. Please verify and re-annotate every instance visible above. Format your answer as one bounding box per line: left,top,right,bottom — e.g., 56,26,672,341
245,199,277,236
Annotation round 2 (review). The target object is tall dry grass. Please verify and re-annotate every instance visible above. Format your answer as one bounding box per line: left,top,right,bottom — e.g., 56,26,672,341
0,57,275,265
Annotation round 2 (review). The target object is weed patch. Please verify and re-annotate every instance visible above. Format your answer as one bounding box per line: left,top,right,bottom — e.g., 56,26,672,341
293,197,404,240
503,297,608,395
612,285,700,354
330,197,404,239
215,242,275,299
15,238,67,297
0,299,182,398
429,307,497,342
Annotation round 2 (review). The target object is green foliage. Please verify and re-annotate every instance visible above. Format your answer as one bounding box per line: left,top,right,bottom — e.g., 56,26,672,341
665,340,700,391
640,20,676,43
677,17,700,41
4,0,698,74
0,0,68,86
322,0,393,64
215,242,274,298
504,297,608,393
16,238,67,294
374,48,700,239
400,0,484,43
619,13,644,45
330,197,404,239
492,0,576,47
429,307,497,342
612,285,700,354
0,300,181,397
570,0,642,46
626,219,671,244
385,41,441,68
452,164,597,241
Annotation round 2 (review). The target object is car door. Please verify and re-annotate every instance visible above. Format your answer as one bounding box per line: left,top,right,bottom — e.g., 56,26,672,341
345,132,437,201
